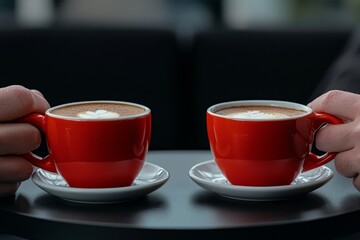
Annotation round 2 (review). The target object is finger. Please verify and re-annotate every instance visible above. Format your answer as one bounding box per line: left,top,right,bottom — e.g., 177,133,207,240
334,149,360,178
31,89,44,97
308,90,360,121
315,121,355,153
0,123,42,155
0,156,33,182
0,182,20,198
0,85,50,122
352,174,360,192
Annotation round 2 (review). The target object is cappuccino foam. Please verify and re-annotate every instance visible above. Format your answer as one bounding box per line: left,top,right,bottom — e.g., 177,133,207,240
216,106,306,119
229,110,288,119
51,102,145,119
78,109,120,119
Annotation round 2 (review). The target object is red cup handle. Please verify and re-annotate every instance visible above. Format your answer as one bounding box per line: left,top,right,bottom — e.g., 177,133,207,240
17,114,57,173
302,112,344,172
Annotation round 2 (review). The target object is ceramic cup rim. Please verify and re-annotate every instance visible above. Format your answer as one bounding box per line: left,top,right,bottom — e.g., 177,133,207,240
46,100,151,121
207,100,312,121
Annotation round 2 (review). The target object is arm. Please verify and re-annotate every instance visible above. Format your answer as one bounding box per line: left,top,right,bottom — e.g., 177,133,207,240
311,29,360,100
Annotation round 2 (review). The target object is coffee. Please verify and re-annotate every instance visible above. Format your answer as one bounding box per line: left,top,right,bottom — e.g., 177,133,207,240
215,105,306,119
51,102,146,119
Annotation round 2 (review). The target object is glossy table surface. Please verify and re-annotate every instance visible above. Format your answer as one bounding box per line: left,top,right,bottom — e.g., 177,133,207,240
0,150,360,240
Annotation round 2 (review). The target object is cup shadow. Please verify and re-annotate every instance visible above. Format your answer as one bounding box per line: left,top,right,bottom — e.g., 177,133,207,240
191,190,330,224
32,193,167,224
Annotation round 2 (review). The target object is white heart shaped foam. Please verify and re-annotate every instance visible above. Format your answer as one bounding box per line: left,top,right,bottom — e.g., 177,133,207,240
77,109,120,119
228,110,289,119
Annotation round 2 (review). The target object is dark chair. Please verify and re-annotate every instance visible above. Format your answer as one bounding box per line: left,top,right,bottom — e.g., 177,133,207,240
0,27,180,150
190,28,351,149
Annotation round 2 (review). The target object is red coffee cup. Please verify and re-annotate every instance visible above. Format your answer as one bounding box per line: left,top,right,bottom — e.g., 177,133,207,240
18,101,151,188
207,100,343,187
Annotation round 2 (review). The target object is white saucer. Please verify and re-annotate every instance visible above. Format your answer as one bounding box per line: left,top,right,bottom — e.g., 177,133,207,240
189,160,333,201
32,162,169,204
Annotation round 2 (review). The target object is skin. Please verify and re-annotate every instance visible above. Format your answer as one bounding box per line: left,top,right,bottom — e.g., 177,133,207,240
308,90,360,191
0,85,50,198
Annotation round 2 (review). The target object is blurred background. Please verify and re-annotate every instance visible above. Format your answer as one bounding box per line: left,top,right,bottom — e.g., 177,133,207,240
0,0,359,34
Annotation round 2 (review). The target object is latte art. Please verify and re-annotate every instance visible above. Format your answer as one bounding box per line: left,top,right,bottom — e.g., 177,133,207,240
51,102,146,119
228,110,288,119
78,109,120,119
215,105,306,119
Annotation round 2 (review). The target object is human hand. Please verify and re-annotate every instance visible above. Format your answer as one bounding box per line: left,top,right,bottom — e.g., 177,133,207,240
0,85,50,197
308,90,360,191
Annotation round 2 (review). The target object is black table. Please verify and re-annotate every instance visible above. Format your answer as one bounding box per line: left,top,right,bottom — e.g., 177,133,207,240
0,150,360,240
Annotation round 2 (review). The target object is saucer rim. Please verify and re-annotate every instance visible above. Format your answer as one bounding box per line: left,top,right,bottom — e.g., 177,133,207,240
188,160,333,201
32,162,170,203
